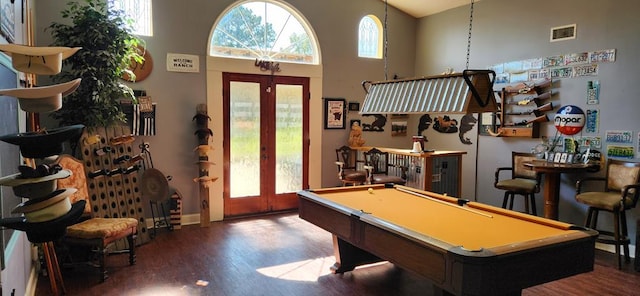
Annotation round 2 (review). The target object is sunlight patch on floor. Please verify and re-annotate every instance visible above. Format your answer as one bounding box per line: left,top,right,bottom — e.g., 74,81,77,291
135,285,203,296
256,256,334,282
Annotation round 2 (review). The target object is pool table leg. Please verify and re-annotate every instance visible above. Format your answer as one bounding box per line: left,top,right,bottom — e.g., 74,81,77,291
330,235,381,273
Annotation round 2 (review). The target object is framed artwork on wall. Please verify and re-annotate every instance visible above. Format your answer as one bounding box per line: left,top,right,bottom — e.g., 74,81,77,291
324,98,346,129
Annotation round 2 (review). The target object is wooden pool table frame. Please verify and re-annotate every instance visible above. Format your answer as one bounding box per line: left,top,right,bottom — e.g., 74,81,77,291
298,185,597,296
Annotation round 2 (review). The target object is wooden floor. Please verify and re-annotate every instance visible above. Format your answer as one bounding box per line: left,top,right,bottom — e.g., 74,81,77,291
36,212,640,296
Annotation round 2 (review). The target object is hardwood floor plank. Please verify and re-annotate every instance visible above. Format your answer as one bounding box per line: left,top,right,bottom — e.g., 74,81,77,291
36,212,640,296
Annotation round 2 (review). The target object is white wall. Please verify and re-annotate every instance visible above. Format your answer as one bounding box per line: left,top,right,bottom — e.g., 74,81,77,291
1,234,33,296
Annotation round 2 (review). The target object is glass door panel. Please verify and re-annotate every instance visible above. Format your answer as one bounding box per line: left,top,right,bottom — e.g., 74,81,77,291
275,84,303,194
229,81,261,198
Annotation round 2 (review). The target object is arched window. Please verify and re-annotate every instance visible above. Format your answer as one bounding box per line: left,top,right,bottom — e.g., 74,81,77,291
210,1,319,64
358,15,382,59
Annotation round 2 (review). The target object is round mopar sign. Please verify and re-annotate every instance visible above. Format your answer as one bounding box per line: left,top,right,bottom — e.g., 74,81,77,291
554,105,585,135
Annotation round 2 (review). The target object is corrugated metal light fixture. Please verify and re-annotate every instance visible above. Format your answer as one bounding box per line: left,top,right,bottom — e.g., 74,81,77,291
360,69,497,114
362,0,497,115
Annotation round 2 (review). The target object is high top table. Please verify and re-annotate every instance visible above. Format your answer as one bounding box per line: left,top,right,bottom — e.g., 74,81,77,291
523,160,598,220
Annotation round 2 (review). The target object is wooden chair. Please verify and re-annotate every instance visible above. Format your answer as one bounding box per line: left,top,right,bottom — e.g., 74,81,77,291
54,155,138,282
494,152,540,215
363,148,407,185
575,158,640,269
335,145,367,186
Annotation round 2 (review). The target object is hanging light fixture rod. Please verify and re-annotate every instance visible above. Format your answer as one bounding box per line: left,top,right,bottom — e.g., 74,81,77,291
383,0,389,80
466,0,475,69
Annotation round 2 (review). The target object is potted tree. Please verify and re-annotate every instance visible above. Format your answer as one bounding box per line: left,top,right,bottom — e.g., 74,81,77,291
48,0,142,127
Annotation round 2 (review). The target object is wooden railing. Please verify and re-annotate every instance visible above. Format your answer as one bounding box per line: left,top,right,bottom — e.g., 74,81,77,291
351,147,466,197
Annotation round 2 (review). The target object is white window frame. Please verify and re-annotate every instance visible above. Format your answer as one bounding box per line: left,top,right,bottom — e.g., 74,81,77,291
358,15,382,59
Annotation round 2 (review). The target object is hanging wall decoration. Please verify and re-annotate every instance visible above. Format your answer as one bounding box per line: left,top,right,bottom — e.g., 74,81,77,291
458,114,477,145
433,115,458,134
361,114,386,132
417,114,432,136
323,98,346,129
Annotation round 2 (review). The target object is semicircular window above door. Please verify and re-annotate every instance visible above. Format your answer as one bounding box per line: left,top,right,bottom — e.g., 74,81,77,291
209,0,320,64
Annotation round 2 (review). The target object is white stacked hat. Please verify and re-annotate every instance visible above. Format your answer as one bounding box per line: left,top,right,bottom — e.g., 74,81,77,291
0,78,81,113
0,44,81,75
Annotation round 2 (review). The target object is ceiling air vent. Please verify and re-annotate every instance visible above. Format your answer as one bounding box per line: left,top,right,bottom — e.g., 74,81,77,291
550,24,576,42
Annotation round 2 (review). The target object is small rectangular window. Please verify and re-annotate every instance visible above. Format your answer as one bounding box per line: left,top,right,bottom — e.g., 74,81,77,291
109,0,153,36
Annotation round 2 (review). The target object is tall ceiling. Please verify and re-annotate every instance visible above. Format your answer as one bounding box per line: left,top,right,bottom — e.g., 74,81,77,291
384,0,478,18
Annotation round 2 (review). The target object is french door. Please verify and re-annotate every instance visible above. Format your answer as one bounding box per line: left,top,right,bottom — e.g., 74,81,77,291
222,72,309,217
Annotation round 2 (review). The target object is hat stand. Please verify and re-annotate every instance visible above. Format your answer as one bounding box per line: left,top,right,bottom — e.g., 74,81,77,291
0,40,83,295
193,103,217,227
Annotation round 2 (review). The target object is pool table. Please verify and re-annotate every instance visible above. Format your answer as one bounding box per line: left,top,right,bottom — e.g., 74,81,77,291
297,184,597,296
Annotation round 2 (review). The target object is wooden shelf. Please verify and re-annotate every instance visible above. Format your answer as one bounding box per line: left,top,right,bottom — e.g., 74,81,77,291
498,126,539,138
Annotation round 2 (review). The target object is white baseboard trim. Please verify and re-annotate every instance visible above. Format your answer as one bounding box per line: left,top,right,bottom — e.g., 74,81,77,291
145,213,204,229
596,242,636,258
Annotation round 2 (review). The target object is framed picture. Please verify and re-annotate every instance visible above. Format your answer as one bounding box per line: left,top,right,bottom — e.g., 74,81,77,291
391,121,407,136
138,96,153,112
324,98,346,129
348,102,360,112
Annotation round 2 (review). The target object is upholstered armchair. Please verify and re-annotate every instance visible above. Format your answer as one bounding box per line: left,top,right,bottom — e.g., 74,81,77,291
54,155,138,282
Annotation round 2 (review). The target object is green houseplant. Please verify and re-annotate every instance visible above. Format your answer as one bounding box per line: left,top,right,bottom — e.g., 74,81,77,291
48,0,142,127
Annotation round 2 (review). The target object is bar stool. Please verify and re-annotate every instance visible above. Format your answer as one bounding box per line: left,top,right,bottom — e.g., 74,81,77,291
575,159,640,269
494,152,540,215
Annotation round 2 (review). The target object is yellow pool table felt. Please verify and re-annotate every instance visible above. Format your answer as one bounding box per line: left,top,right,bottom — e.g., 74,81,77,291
312,185,585,252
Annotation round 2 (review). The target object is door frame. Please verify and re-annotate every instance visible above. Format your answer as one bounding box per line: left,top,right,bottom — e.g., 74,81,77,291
222,72,309,217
